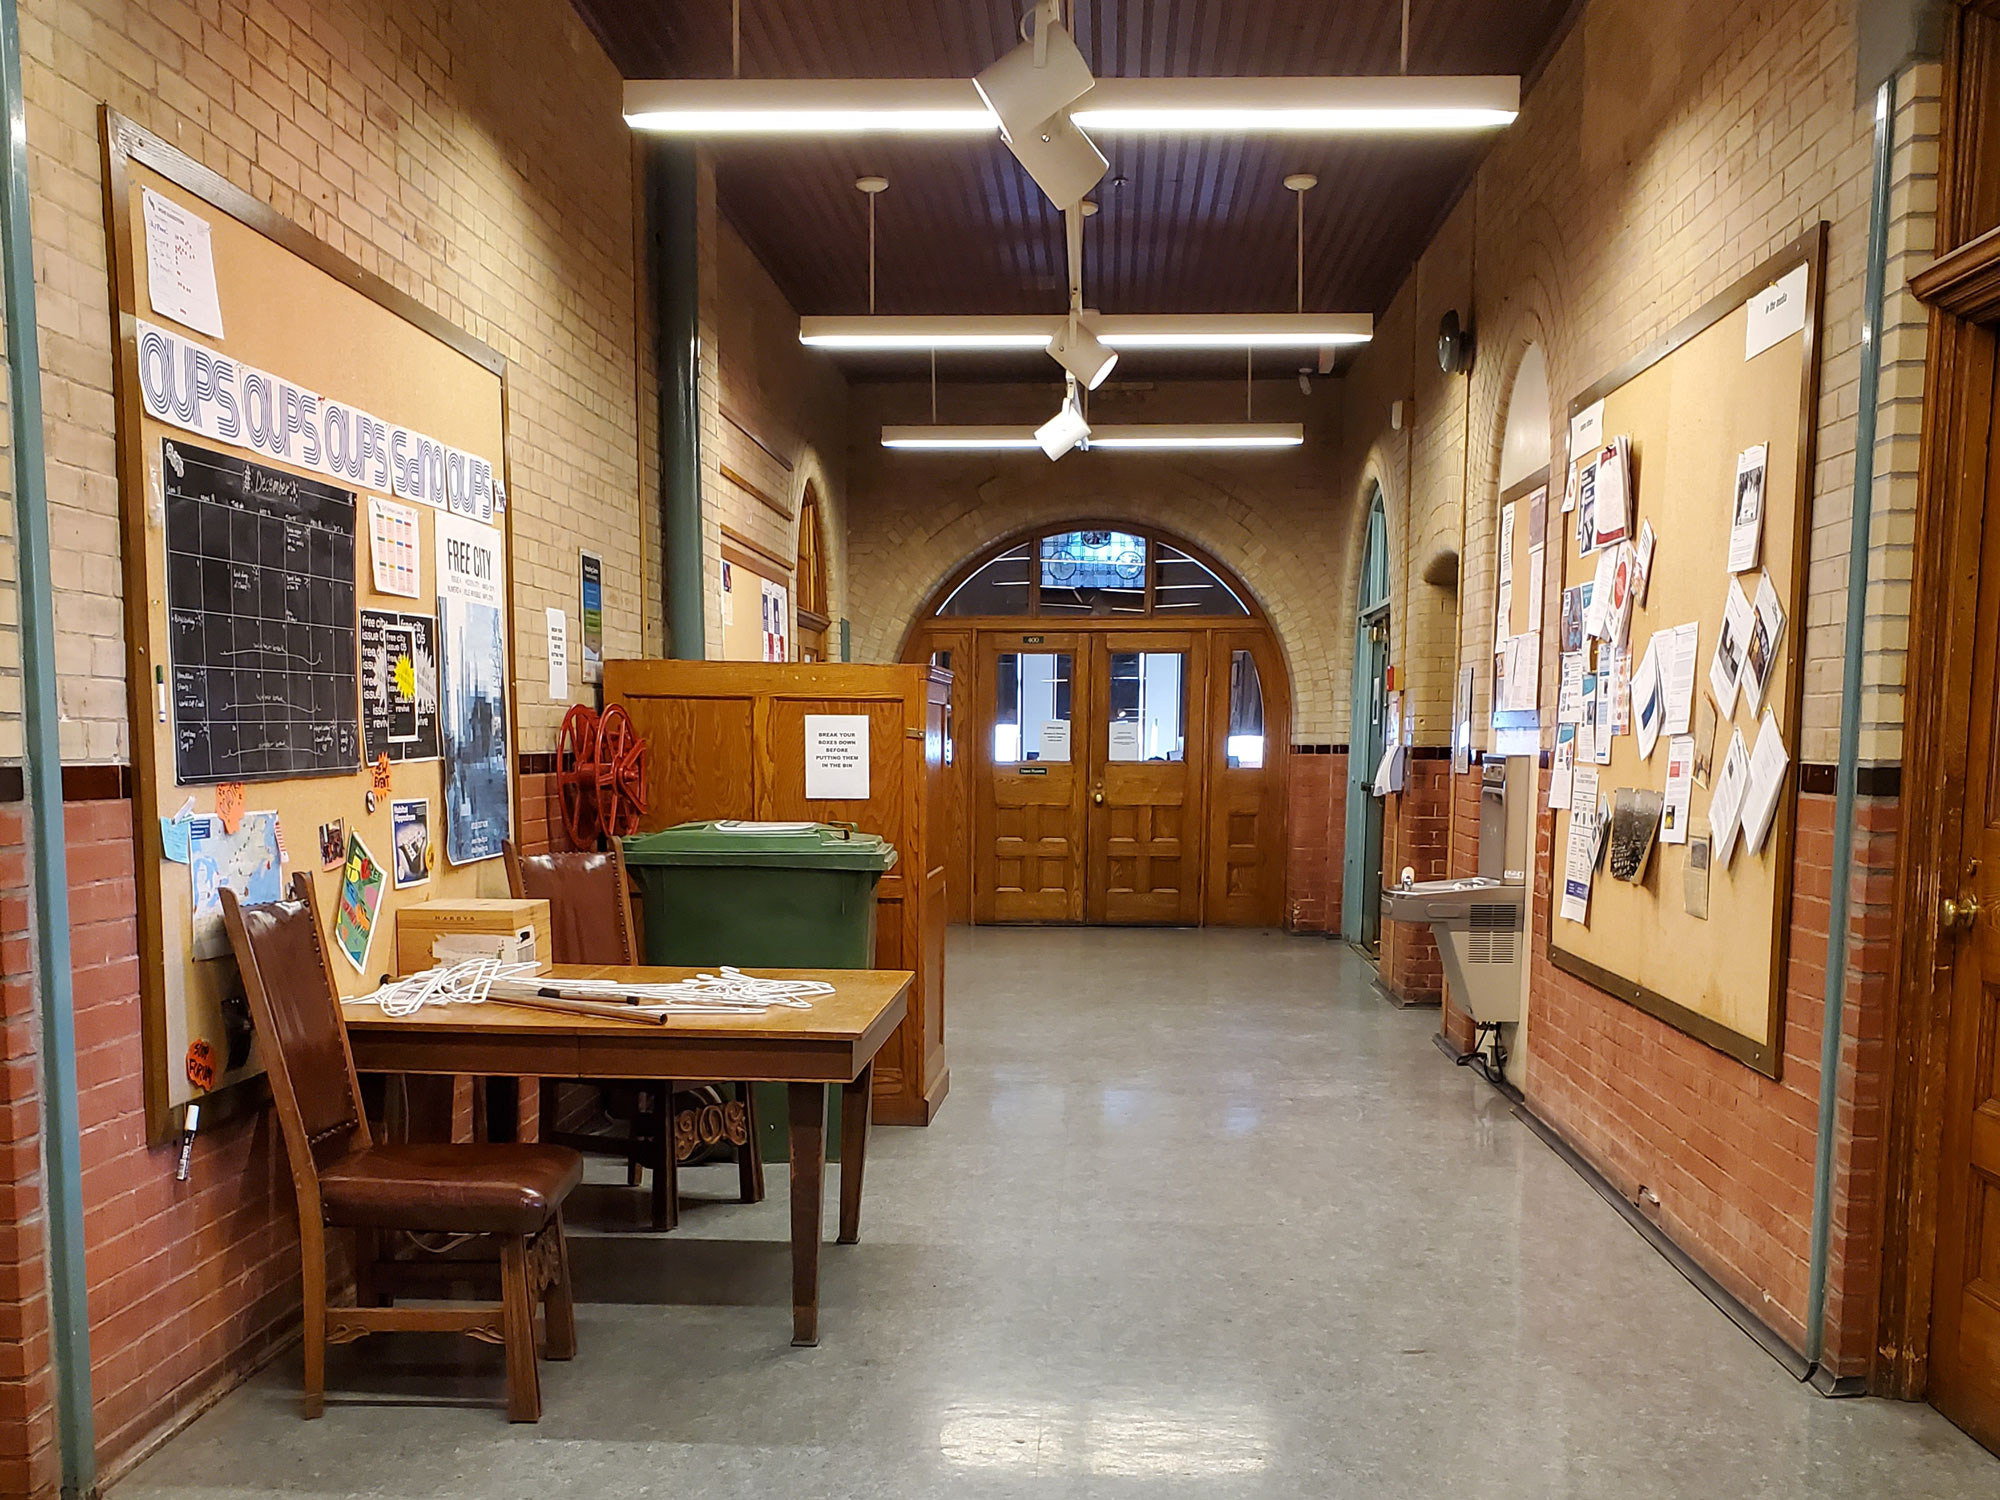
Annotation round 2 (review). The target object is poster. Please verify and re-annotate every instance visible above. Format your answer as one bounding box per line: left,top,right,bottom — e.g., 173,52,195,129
1729,444,1768,573
142,187,224,338
360,610,440,764
1110,718,1144,763
761,576,790,662
804,715,870,800
579,551,604,685
188,811,282,960
390,798,432,889
332,831,388,974
436,512,511,864
368,496,422,598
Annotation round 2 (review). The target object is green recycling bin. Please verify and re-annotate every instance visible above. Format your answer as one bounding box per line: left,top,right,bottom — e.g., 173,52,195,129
622,820,898,1159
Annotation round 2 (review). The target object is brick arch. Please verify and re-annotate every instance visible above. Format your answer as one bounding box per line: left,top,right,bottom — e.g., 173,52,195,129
853,471,1347,736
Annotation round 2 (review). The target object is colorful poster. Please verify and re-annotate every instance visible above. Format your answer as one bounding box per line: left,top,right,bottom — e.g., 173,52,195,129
436,513,511,865
332,831,388,973
761,576,790,662
368,496,422,598
390,798,432,889
360,609,440,763
188,811,282,960
580,550,604,685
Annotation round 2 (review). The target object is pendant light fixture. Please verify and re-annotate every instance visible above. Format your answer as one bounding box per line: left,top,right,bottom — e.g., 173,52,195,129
973,0,1107,209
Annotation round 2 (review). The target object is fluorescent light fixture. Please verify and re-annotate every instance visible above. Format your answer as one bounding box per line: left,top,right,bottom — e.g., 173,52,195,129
1035,395,1092,459
802,313,1370,351
624,77,1517,136
882,422,1304,451
1072,76,1520,131
1050,315,1117,389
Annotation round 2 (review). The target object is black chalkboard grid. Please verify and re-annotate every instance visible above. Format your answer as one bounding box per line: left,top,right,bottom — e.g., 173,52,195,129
163,438,362,783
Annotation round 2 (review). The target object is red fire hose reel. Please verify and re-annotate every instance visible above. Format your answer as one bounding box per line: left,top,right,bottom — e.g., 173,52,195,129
557,703,650,848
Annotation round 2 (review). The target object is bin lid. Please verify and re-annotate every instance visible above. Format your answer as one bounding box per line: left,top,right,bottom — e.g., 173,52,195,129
623,820,899,871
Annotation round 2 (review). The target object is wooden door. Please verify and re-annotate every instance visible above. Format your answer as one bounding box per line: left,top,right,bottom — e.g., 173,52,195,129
974,631,1089,922
1205,629,1288,925
1931,355,2000,1450
1085,632,1205,924
911,626,974,924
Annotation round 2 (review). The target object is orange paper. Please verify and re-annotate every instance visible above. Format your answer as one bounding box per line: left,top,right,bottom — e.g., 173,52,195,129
214,782,246,835
371,754,392,793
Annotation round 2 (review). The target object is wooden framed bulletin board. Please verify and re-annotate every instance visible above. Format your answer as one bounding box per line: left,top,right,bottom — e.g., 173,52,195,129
1547,224,1825,1077
101,112,517,1140
720,525,793,663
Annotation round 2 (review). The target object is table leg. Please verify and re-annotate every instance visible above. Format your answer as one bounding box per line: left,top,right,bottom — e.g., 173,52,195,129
837,1063,873,1245
788,1081,826,1347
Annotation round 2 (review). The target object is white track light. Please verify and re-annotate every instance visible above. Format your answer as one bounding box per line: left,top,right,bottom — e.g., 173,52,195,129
1035,390,1092,459
972,1,1107,208
1050,314,1117,389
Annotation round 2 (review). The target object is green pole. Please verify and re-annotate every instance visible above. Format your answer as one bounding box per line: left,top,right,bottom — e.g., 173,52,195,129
649,143,704,659
0,0,96,1491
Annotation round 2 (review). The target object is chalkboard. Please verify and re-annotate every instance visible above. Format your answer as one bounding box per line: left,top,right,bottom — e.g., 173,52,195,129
360,608,440,763
164,437,361,782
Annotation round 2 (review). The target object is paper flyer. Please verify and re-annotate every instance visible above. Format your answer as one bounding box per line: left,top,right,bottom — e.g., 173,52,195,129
1661,735,1695,844
1711,729,1752,865
390,798,431,890
1633,639,1665,760
1729,443,1768,573
1741,570,1786,714
142,186,224,339
1739,708,1791,854
333,831,388,974
1550,726,1576,810
1561,766,1601,923
1665,621,1699,735
188,811,281,960
1710,579,1753,718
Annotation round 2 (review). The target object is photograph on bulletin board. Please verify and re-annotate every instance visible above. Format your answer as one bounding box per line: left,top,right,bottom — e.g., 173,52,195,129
104,112,517,1139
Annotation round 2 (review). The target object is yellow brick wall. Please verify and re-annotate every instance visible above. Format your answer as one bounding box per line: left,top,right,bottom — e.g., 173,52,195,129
20,0,645,760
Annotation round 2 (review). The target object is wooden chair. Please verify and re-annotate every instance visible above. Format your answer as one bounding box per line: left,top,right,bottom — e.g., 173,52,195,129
503,841,764,1230
221,875,583,1422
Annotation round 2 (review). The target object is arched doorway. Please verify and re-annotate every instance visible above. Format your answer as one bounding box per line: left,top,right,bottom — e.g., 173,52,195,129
1342,489,1392,949
903,523,1289,927
795,483,830,661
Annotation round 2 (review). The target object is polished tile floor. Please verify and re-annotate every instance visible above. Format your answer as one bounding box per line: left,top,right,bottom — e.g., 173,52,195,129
118,928,1999,1498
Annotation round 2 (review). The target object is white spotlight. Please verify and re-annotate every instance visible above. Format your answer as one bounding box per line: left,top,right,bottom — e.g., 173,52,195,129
974,1,1108,209
1050,314,1117,390
1035,391,1091,459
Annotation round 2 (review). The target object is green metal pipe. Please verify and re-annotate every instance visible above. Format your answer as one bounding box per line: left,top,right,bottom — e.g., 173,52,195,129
649,143,704,660
0,0,96,1490
1805,73,1895,1377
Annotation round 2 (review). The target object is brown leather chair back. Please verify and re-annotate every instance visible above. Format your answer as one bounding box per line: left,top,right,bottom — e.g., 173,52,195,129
222,874,370,1195
503,842,637,966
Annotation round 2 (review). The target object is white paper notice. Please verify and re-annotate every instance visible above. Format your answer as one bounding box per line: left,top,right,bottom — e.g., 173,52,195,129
1665,621,1699,734
545,608,568,699
1499,502,1516,585
1742,569,1787,714
1744,263,1809,360
369,496,422,598
1549,727,1576,811
1634,519,1657,606
1559,652,1585,723
1739,708,1791,854
1108,719,1143,762
1711,729,1752,865
1730,444,1768,573
1661,735,1695,844
1561,767,1601,923
142,187,224,338
1508,633,1541,712
1526,545,1546,628
1593,671,1613,764
1038,720,1072,763
1569,399,1605,459
804,714,871,800
1633,639,1665,760
1586,548,1618,638
1710,580,1753,717
1593,441,1629,547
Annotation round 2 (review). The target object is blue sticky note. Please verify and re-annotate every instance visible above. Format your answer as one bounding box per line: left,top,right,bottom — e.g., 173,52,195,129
161,815,193,865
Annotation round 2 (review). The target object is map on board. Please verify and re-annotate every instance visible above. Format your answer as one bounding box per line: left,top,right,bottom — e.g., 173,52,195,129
188,811,283,959
164,438,361,783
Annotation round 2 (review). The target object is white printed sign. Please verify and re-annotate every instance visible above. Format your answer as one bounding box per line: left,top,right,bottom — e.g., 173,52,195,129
1108,719,1143,762
1744,263,1809,360
546,608,569,699
1038,720,1072,763
804,714,870,800
134,318,498,521
142,188,224,339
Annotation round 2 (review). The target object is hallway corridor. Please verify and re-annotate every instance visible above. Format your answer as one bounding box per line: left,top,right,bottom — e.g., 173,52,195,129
117,929,1999,1498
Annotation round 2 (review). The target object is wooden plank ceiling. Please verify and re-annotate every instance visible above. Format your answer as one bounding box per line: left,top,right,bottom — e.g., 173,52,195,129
573,1,1572,365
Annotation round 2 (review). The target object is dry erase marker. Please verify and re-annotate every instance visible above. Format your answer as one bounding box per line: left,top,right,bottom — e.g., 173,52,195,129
154,665,167,723
174,1101,200,1182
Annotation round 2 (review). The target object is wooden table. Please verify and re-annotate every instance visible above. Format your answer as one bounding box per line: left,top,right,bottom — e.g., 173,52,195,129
342,964,913,1346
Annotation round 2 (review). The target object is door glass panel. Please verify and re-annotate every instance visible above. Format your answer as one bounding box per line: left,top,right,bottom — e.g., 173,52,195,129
1040,530,1147,615
1154,543,1250,616
1107,652,1184,762
994,652,1072,763
940,544,1032,615
1226,649,1266,768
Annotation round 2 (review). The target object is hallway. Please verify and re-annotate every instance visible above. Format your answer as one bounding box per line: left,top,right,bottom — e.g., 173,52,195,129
116,929,1998,1498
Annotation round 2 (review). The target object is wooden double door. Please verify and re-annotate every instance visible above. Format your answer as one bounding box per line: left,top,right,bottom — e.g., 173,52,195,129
934,626,1283,926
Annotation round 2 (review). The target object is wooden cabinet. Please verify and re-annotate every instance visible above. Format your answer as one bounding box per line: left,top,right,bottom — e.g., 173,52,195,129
604,660,950,1126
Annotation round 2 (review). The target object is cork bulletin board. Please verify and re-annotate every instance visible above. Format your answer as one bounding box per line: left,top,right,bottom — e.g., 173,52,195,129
1548,224,1825,1077
102,112,518,1138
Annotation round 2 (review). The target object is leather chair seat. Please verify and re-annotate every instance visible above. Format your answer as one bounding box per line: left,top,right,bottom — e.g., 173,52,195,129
319,1143,584,1236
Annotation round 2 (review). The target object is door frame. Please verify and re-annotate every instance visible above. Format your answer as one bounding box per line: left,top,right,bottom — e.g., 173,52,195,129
1342,489,1393,949
1880,0,2000,1404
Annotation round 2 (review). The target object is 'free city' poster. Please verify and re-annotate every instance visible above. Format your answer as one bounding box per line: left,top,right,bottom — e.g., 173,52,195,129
435,511,511,864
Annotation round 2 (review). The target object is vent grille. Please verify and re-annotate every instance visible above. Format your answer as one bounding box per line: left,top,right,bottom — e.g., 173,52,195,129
1467,902,1522,965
